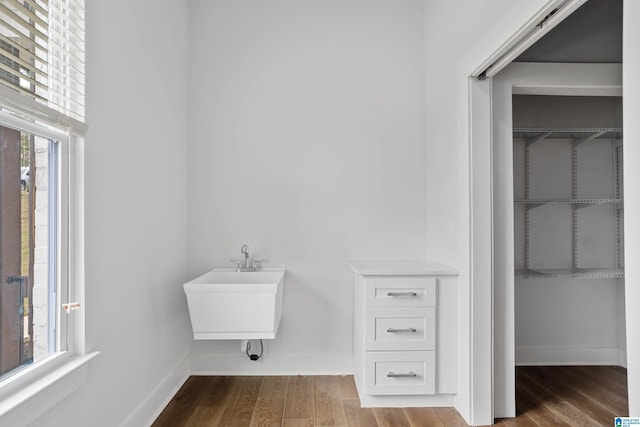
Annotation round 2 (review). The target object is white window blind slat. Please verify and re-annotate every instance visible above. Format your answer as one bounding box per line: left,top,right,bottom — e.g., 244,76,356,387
0,61,47,92
50,30,84,68
32,0,47,16
21,0,47,18
0,34,45,74
0,0,85,122
0,82,87,134
49,0,85,120
0,4,48,43
4,0,48,29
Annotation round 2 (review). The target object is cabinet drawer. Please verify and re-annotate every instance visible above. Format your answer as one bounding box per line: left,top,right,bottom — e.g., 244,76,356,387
365,351,435,395
365,277,436,307
366,307,435,351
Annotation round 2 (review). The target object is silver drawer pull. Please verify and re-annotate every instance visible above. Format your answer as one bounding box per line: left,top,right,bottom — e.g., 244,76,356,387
386,292,417,297
387,371,417,378
386,327,417,333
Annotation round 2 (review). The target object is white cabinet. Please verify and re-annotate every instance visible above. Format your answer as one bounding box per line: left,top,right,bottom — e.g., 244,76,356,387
349,260,457,407
366,351,435,395
366,307,435,352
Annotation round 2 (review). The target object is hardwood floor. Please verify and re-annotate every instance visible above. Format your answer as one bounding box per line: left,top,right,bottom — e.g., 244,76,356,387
152,366,628,426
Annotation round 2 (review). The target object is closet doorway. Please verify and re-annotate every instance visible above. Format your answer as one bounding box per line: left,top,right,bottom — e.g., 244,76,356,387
491,62,625,418
486,0,628,418
512,94,625,368
465,0,640,422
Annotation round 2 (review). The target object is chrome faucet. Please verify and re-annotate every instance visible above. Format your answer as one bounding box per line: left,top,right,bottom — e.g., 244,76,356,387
231,244,264,272
241,244,250,269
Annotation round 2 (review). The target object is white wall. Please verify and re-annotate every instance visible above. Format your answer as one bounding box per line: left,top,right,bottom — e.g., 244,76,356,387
28,1,192,426
14,1,637,425
187,0,428,373
425,1,550,264
423,0,572,423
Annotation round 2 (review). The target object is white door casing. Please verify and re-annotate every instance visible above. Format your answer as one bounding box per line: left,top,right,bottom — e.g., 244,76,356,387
486,63,622,419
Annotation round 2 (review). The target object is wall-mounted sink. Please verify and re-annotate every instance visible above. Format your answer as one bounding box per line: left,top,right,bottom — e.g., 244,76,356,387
183,268,286,340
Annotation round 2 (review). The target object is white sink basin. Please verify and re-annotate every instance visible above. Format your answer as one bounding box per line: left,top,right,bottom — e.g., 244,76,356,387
183,268,286,340
184,269,285,292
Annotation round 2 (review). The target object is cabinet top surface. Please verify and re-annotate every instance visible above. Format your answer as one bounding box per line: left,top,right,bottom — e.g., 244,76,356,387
348,260,458,276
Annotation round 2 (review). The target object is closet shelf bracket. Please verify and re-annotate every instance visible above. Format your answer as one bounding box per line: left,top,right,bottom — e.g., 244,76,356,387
575,131,607,146
526,131,553,146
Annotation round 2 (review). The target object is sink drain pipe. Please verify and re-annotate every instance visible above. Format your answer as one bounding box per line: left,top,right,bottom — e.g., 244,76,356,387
245,339,263,361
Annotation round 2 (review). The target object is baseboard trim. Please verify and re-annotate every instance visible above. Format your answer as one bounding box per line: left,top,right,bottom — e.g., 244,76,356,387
353,373,455,407
188,353,353,376
618,348,627,368
359,393,455,408
121,356,190,427
515,346,626,366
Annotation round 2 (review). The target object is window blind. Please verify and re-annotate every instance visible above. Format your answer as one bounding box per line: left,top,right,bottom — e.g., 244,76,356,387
0,0,85,123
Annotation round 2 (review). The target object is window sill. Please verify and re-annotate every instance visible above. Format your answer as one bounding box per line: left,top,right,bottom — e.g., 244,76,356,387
0,352,100,426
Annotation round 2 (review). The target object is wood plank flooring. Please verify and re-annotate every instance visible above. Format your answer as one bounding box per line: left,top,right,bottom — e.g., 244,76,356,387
152,366,628,427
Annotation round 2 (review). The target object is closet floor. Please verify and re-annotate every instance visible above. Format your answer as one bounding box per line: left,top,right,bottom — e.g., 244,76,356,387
152,366,628,426
500,365,628,426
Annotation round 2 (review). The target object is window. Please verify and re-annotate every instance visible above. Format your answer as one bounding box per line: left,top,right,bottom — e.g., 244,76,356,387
0,0,87,419
1,125,59,380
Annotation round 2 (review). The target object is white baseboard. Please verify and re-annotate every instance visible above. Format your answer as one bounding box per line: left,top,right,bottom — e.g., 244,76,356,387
359,393,455,408
121,357,190,427
122,352,350,426
618,348,627,368
352,374,454,407
188,353,353,376
515,346,626,366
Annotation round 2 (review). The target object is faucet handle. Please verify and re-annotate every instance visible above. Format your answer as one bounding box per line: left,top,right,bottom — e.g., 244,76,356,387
230,259,243,271
252,259,265,270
